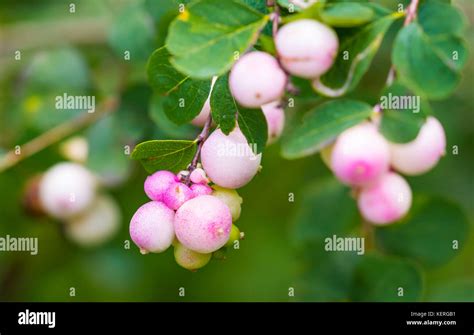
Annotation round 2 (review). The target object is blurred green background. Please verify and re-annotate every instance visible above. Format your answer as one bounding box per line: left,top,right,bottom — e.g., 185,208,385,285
0,0,472,302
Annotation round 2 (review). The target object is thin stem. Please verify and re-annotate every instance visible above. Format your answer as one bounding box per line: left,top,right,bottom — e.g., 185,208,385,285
385,0,420,86
271,4,280,39
184,114,213,185
362,219,375,252
0,18,108,57
0,97,119,173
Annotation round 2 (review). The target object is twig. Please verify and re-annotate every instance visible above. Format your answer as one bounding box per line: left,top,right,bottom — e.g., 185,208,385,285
385,0,420,86
362,219,375,251
0,97,119,173
0,18,109,57
184,114,213,185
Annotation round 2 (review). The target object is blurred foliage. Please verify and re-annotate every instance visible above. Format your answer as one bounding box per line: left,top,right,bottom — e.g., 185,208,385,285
0,0,472,302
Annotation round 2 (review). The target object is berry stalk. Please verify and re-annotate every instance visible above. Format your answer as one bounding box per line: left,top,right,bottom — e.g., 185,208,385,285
185,114,213,185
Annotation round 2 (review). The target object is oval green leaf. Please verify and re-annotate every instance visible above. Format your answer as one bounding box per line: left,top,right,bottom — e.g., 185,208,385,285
131,140,197,173
166,0,269,79
375,197,470,268
281,99,373,159
350,253,423,302
320,3,374,27
147,47,212,125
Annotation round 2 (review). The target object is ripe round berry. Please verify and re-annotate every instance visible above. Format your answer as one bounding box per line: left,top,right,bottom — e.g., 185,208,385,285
190,183,213,197
163,182,194,210
331,123,390,186
358,172,412,225
59,136,88,163
191,76,217,127
275,19,339,78
65,195,121,247
225,224,242,247
262,101,285,145
190,168,209,184
201,127,262,189
191,99,211,127
144,170,179,202
129,201,175,254
174,242,212,271
39,162,97,219
211,185,243,222
229,51,286,108
390,116,446,176
320,143,334,169
174,195,232,253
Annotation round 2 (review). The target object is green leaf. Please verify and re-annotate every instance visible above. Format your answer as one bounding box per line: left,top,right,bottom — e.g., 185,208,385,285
418,1,466,38
277,0,303,12
145,0,187,46
209,74,267,152
379,82,427,143
256,34,276,54
391,2,468,100
280,2,325,23
392,22,466,100
147,47,212,125
314,13,402,97
427,278,474,302
26,48,90,93
320,3,375,27
131,140,197,173
149,95,197,139
108,4,156,62
376,197,470,268
86,116,131,186
166,0,269,78
350,254,423,302
238,108,268,154
296,253,361,302
210,74,237,134
292,178,359,247
281,99,373,159
241,0,269,13
116,84,153,141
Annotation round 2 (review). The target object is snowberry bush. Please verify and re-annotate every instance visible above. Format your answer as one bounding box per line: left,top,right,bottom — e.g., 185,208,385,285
127,0,469,283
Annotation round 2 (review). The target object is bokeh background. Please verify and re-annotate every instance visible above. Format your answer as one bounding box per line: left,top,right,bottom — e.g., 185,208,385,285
0,0,472,301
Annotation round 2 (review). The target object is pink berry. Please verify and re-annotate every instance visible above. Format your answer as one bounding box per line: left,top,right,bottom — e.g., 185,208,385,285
229,51,286,108
331,123,390,186
163,182,194,210
129,201,175,254
190,183,213,197
191,76,217,126
144,170,178,202
39,162,97,219
65,195,120,247
390,116,446,175
191,99,211,127
262,101,285,144
174,195,232,253
275,19,338,78
190,168,209,184
201,127,262,189
358,172,412,225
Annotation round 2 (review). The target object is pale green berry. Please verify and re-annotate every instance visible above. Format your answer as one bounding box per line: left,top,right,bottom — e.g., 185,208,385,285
174,242,212,271
225,224,241,247
211,185,243,221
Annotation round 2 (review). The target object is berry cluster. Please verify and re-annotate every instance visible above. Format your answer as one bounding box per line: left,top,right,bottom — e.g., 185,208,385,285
130,167,245,271
31,162,121,246
323,117,446,225
229,19,338,109
129,18,340,269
